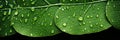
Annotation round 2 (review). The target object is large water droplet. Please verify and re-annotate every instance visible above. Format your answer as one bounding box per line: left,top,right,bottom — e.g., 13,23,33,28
78,17,83,21
100,24,103,27
63,23,67,27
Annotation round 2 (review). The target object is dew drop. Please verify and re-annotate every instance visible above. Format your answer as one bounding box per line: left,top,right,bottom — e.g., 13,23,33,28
96,15,99,18
61,8,64,11
87,16,90,18
34,17,37,21
63,23,67,27
31,1,36,4
56,15,59,18
14,11,18,15
25,19,28,23
11,22,14,26
83,22,86,24
50,22,52,26
97,8,100,10
51,30,54,33
90,24,93,27
78,17,83,21
21,14,24,17
100,24,103,27
10,29,12,32
70,0,72,1
27,14,30,17
30,33,33,36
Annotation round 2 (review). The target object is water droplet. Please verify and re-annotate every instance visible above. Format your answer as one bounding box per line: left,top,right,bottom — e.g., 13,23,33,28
14,11,18,15
56,15,59,18
84,28,87,30
83,22,86,24
90,16,93,18
78,17,83,21
70,0,73,1
25,19,28,23
5,0,8,5
41,22,44,25
96,15,99,18
30,33,33,36
61,8,64,11
27,14,30,17
97,8,100,10
63,29,66,31
31,1,36,4
76,0,78,1
10,29,12,32
51,30,54,33
100,24,103,27
63,23,67,27
21,14,24,17
63,0,65,2
23,0,25,1
50,22,52,25
11,22,14,26
87,16,90,18
34,17,37,21
31,7,35,11
3,11,7,15
30,0,33,1
90,24,93,27
96,23,99,25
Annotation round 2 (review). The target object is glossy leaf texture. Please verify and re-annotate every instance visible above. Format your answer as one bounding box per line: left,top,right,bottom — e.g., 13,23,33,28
55,1,111,35
0,9,16,37
106,0,120,29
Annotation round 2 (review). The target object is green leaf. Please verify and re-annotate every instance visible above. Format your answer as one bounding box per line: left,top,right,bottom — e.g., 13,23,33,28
106,0,120,29
55,2,111,35
0,9,16,37
11,7,61,37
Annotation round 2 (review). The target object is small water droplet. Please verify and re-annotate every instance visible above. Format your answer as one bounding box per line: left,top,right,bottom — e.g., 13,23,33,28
90,16,93,18
100,24,103,27
63,29,66,31
10,29,12,32
34,17,37,21
11,22,14,26
27,14,30,17
84,28,87,30
51,30,54,33
90,24,93,27
97,8,100,10
41,22,44,25
61,8,64,11
31,7,35,11
3,11,7,15
78,17,83,21
31,1,36,4
25,19,28,23
87,16,90,18
96,15,99,18
14,11,18,15
63,23,67,27
23,0,25,1
30,33,33,36
70,0,73,1
83,22,86,24
76,0,78,1
96,23,99,25
56,15,59,18
50,22,52,25
21,14,24,17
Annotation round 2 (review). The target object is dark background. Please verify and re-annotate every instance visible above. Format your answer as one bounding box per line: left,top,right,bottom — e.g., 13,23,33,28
0,27,120,40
